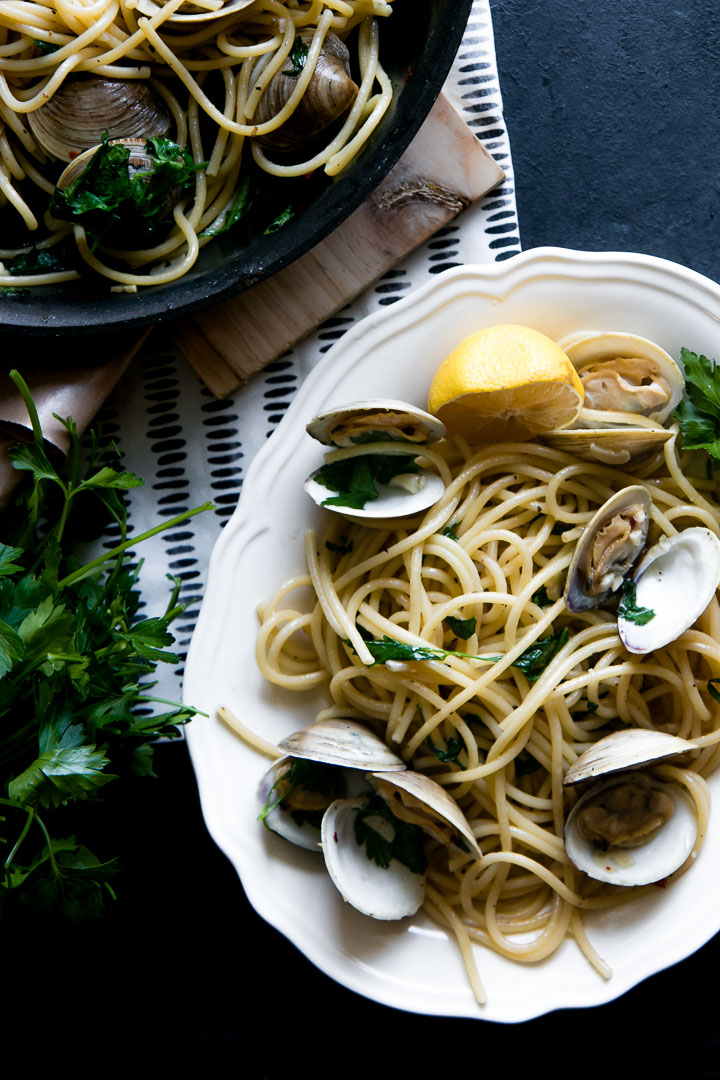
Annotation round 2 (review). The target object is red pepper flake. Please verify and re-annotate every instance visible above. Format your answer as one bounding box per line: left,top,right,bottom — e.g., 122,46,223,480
403,65,413,83
333,831,339,843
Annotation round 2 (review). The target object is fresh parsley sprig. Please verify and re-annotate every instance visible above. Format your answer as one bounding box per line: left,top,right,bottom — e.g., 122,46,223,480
0,372,213,920
675,347,720,459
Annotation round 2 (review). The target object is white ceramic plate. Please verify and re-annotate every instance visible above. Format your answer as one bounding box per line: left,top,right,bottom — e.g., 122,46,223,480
183,247,720,1023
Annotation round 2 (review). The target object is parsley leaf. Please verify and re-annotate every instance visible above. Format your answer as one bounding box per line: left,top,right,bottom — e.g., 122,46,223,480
617,579,655,625
531,585,553,607
441,521,459,541
353,795,427,874
0,371,213,920
675,348,720,459
512,627,569,682
282,35,309,77
427,736,463,764
445,614,477,639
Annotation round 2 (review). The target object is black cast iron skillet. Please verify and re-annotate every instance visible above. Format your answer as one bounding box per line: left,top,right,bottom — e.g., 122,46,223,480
0,2,474,336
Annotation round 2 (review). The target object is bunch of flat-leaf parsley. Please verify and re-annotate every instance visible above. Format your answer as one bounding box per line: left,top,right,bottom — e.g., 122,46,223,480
0,372,212,920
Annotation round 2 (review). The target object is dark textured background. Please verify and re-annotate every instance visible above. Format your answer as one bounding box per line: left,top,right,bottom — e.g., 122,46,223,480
4,3,720,1076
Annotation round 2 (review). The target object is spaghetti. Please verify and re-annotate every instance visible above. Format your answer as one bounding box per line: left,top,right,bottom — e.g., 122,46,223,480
255,428,719,999
0,0,395,288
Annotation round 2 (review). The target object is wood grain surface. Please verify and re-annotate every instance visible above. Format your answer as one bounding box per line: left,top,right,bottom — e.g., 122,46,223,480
171,93,504,397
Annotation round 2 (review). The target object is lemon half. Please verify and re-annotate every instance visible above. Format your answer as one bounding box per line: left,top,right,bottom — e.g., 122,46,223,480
427,324,584,442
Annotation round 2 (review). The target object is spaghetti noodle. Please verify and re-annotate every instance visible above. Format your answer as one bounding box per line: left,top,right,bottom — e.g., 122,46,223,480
255,428,719,999
0,0,395,288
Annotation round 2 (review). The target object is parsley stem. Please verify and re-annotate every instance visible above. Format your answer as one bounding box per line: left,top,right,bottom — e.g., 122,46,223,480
8,370,43,449
4,806,34,870
58,501,214,588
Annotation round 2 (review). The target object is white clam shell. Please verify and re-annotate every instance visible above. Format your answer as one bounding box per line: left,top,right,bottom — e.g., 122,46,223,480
321,796,425,919
564,775,697,886
306,399,445,448
304,442,445,519
564,485,651,613
618,527,720,654
278,718,406,772
372,770,481,858
564,728,698,786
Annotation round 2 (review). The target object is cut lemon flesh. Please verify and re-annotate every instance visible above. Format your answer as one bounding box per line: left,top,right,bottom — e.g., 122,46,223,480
427,324,584,442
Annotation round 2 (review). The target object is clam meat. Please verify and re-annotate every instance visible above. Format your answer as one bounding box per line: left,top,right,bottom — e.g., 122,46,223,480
305,400,447,519
618,526,720,654
564,486,651,613
564,728,699,886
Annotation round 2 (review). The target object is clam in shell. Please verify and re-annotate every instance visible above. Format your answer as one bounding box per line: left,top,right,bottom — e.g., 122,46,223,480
564,729,699,886
562,331,684,426
541,330,683,465
305,401,446,519
564,485,651,613
250,30,359,151
321,770,480,920
27,76,171,163
307,399,446,448
618,527,720,654
258,719,405,851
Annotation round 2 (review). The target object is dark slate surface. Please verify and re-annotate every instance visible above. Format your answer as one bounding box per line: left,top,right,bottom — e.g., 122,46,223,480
5,4,720,1076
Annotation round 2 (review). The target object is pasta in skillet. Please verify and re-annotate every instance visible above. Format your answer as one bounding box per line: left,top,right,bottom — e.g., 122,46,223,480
0,0,394,288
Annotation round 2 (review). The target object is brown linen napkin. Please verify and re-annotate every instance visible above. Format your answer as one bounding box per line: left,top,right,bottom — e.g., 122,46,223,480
0,329,149,506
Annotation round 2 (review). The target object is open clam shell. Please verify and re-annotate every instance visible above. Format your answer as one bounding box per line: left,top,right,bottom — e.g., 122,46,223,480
563,729,699,886
560,331,684,426
306,400,446,448
27,76,172,163
372,770,481,858
258,720,404,851
618,527,720,654
564,485,651,613
278,718,406,772
564,728,698,786
258,753,373,851
564,775,697,886
304,442,446,519
321,796,426,919
320,768,480,920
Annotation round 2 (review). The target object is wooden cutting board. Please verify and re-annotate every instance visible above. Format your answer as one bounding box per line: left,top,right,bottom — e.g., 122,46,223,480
171,93,504,398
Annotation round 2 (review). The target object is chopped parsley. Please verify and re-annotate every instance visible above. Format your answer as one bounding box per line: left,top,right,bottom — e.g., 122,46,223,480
511,627,570,682
441,521,459,541
426,736,463,764
282,35,309,77
531,585,553,608
353,795,427,874
325,537,353,555
315,453,421,510
617,579,655,625
50,134,205,249
445,614,477,640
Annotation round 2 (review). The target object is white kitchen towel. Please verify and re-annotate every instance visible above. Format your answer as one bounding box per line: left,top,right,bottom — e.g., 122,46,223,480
102,0,521,705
